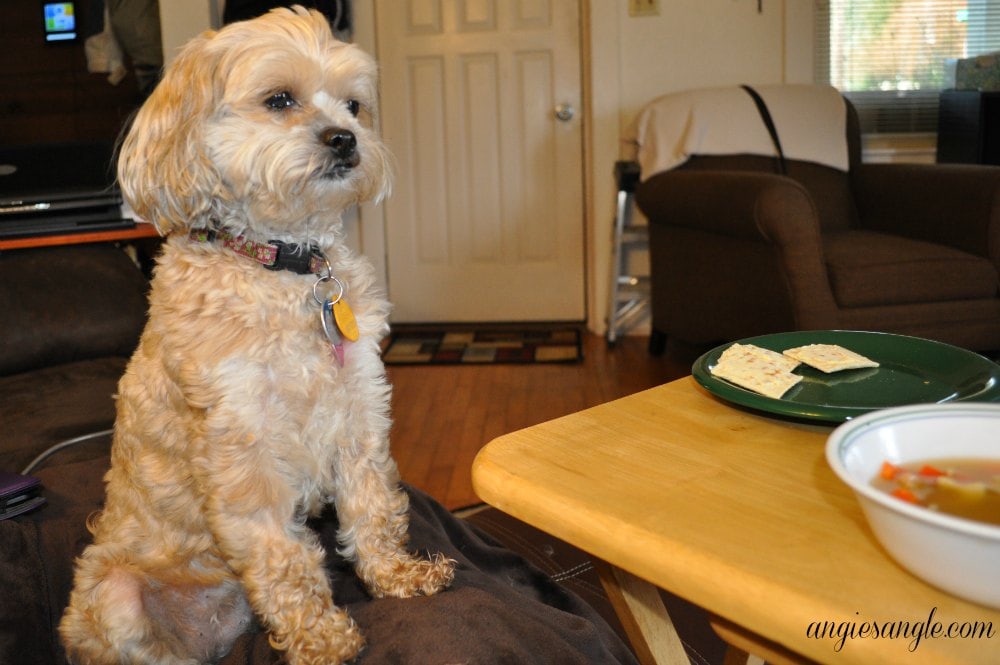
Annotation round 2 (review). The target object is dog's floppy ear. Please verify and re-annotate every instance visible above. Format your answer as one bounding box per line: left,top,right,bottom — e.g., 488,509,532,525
117,31,225,235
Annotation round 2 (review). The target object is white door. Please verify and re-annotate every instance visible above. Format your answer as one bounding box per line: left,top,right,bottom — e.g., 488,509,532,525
375,0,585,322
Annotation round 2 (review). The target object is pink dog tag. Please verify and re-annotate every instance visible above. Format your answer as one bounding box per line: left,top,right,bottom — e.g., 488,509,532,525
330,342,345,367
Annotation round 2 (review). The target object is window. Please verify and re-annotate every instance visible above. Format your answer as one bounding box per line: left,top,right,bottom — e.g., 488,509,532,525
815,0,1000,134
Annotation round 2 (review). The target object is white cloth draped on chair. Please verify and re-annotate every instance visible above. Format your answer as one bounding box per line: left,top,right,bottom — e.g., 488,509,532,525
625,84,850,180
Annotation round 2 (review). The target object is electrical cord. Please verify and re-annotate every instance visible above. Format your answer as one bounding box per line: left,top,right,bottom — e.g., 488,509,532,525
21,429,113,476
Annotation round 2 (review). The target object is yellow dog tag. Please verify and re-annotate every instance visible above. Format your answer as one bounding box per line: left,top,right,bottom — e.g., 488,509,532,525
332,300,359,342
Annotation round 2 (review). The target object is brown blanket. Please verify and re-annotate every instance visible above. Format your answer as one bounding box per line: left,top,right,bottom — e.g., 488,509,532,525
1,455,637,664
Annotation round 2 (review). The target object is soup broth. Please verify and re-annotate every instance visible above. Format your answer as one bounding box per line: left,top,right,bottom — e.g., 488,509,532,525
872,458,1000,527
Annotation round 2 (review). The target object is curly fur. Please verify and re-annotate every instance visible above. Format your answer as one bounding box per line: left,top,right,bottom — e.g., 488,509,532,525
59,7,454,664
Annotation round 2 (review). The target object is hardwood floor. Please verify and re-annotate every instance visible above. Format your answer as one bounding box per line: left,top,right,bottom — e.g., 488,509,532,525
386,332,703,510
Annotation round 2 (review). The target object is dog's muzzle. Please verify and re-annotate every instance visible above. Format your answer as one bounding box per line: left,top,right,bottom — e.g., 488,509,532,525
321,127,360,177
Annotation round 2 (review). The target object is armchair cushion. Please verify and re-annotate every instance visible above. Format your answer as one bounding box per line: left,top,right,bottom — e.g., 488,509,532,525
854,163,1000,266
825,230,999,308
0,357,125,474
0,245,147,377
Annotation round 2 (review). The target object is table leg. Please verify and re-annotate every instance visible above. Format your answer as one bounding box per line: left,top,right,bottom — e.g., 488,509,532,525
595,561,689,665
710,614,814,665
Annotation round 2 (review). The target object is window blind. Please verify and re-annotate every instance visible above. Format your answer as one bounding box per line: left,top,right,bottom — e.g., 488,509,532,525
815,0,1000,134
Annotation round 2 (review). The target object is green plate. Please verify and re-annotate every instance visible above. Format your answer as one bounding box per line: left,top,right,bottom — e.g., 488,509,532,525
691,331,1000,422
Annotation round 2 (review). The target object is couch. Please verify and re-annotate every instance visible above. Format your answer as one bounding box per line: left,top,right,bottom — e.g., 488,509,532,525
631,85,1000,353
0,244,727,664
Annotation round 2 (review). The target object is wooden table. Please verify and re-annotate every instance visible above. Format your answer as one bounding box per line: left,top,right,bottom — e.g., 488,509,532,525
472,376,1000,664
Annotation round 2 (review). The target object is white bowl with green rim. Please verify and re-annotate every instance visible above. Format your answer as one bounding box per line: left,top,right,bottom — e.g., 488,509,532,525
826,403,1000,608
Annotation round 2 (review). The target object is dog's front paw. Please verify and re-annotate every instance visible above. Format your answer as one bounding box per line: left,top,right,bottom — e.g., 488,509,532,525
409,552,456,596
364,552,456,599
278,608,364,665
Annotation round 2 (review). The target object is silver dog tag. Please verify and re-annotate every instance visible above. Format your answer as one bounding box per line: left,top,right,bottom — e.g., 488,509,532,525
320,300,345,366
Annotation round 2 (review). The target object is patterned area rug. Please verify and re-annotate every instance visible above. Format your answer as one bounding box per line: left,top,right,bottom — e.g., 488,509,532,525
382,328,583,365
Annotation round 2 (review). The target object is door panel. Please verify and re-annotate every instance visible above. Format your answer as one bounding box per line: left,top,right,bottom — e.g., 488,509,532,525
376,0,585,322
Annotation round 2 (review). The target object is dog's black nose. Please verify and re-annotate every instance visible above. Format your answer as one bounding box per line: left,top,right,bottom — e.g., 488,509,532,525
321,128,357,161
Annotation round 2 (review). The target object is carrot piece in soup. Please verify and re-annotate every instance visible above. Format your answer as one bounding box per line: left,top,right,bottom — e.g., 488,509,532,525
891,488,920,504
918,464,947,478
880,461,902,480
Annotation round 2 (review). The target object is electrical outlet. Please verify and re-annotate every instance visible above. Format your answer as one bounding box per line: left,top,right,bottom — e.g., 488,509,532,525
629,0,660,17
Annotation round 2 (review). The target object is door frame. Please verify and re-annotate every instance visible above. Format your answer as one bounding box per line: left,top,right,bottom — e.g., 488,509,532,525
353,0,622,334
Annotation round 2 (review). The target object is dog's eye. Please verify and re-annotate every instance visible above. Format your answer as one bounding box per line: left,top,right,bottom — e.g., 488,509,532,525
346,100,360,117
265,91,297,111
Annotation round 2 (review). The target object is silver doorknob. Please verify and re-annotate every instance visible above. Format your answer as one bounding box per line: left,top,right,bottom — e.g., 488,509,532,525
554,103,575,122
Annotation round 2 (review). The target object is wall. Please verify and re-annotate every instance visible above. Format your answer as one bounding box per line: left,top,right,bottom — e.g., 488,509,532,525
159,0,219,62
616,0,811,129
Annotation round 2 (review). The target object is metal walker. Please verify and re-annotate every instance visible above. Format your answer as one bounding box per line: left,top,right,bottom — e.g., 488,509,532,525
605,161,650,345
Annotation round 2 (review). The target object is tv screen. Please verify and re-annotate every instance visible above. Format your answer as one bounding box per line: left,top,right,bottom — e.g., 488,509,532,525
43,2,77,42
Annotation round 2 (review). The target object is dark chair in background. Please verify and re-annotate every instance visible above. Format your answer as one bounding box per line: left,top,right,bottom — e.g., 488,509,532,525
632,86,1000,354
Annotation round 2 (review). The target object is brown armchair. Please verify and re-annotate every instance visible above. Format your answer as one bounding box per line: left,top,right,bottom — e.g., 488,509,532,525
633,88,1000,353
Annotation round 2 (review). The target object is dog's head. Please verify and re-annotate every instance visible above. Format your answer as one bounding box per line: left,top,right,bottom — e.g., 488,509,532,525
118,6,391,244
